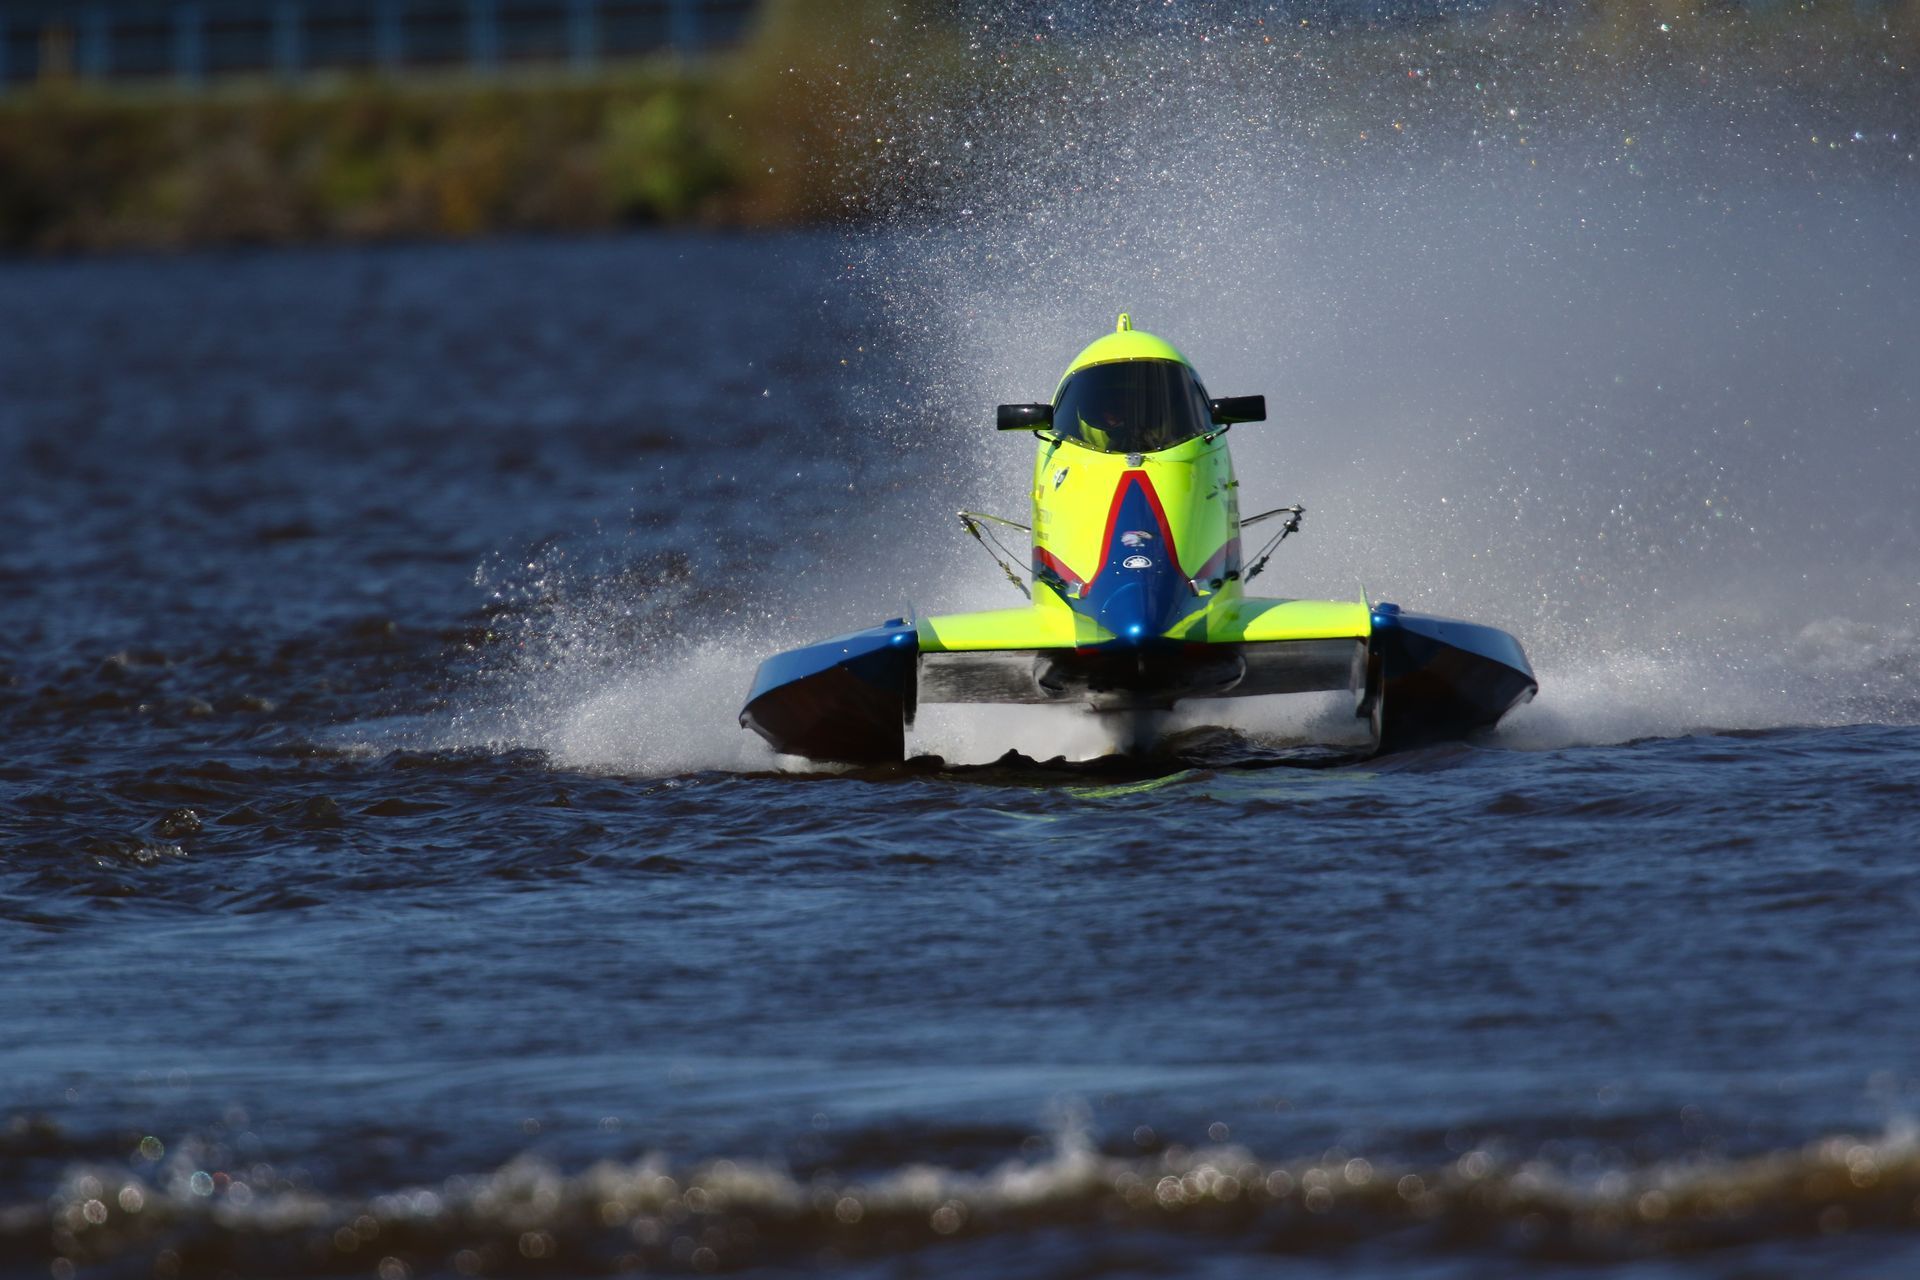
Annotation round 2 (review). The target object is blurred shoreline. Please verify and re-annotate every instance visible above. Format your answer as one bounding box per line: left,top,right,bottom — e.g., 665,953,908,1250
1,0,1914,255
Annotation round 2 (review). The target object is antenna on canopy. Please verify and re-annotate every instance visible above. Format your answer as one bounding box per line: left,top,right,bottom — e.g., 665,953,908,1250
1115,313,1132,332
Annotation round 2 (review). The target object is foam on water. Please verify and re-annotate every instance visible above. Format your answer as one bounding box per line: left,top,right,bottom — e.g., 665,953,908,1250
440,622,781,775
1497,616,1920,750
24,1118,1920,1274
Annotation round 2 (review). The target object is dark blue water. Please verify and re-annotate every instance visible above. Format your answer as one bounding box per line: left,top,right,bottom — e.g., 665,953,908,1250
3,191,1919,1280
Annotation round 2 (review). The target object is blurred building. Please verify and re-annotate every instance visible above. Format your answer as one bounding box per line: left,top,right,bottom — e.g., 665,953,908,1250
0,0,758,89
2,0,1893,94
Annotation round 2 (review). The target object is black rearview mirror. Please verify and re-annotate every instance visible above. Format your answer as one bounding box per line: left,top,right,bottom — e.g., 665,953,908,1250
1209,395,1266,425
997,403,1053,432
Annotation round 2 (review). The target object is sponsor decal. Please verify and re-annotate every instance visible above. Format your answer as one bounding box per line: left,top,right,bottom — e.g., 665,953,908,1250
1122,554,1153,570
1120,529,1153,548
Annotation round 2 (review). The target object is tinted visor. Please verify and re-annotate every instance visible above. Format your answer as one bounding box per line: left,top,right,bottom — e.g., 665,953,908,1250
1053,359,1211,454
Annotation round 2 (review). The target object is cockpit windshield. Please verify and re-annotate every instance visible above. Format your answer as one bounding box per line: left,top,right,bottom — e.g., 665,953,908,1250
1053,359,1212,454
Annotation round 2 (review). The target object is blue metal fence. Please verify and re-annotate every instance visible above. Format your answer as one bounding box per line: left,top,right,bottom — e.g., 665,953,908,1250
0,0,757,90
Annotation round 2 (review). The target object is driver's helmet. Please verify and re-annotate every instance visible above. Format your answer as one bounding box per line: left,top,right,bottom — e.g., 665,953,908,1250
1076,384,1131,449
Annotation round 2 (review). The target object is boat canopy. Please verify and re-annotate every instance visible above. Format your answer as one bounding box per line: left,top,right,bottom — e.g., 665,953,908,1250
1052,358,1213,455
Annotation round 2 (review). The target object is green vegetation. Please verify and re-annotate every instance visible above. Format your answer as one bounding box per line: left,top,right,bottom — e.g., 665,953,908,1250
0,0,1912,252
0,71,737,250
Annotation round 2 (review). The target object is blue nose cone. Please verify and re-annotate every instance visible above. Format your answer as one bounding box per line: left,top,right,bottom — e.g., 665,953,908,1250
1098,581,1151,645
1091,550,1189,645
1077,472,1193,646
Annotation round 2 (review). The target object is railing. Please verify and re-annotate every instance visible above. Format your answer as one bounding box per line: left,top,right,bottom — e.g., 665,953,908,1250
0,0,759,90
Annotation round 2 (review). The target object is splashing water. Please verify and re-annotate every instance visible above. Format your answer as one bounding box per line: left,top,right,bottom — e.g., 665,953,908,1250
828,4,1920,755
403,5,1920,769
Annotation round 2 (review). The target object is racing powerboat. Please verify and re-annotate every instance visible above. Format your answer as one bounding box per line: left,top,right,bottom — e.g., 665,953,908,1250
741,315,1536,763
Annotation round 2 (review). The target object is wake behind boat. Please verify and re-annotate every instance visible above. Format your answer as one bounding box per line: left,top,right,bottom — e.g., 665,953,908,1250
742,316,1536,763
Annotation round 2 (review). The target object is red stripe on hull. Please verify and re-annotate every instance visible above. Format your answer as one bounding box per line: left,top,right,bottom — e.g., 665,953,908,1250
1088,470,1181,591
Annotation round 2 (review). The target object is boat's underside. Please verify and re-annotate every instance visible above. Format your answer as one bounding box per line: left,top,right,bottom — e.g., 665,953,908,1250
919,637,1364,710
740,604,1536,764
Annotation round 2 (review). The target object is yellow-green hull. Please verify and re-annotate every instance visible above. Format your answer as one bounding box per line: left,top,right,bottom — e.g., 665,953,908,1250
739,315,1535,762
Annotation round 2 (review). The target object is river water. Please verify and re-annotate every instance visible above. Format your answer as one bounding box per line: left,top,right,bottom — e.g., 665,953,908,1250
5,44,1920,1280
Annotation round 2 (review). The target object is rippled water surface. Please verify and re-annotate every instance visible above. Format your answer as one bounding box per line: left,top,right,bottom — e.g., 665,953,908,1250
3,211,1919,1280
